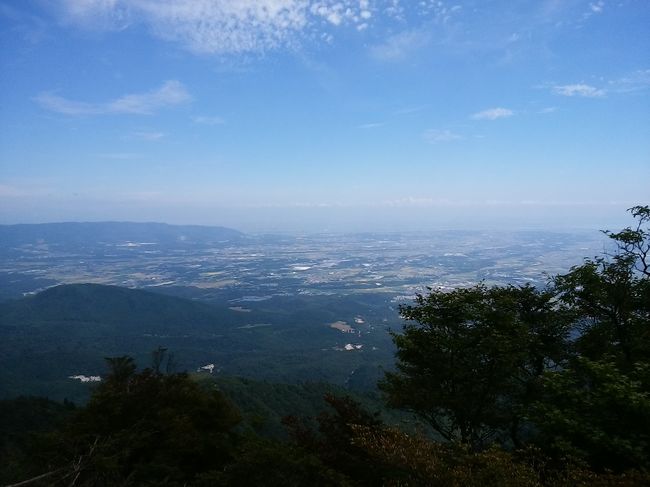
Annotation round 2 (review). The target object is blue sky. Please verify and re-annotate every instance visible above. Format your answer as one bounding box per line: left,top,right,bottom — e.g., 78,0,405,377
0,0,648,232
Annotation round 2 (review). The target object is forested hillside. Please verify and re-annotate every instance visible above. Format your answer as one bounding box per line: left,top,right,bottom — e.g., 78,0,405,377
0,283,394,402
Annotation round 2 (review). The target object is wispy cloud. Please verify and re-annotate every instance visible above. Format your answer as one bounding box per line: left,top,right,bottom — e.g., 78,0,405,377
553,83,605,97
310,1,372,26
357,122,385,129
609,69,650,93
0,2,50,45
192,115,225,125
48,0,617,60
57,0,375,55
131,131,166,141
582,1,605,20
538,106,558,114
471,108,514,120
108,81,190,114
381,197,438,207
378,197,477,208
34,94,100,116
542,70,648,99
589,1,605,13
394,105,427,115
35,80,190,115
423,129,462,143
96,152,143,160
369,29,430,61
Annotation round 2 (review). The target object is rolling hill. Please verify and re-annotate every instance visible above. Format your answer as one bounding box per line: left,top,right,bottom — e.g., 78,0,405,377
0,284,394,402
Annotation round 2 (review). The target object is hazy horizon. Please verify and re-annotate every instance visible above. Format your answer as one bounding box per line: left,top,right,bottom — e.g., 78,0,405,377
0,203,634,234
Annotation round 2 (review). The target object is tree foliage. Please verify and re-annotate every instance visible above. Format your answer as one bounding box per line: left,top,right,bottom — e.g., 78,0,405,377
605,205,650,277
554,206,650,367
380,284,570,448
284,393,388,485
48,355,241,486
350,425,648,487
530,357,650,471
535,206,650,471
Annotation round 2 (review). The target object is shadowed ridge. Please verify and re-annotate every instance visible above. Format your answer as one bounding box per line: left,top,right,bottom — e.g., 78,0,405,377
0,283,229,334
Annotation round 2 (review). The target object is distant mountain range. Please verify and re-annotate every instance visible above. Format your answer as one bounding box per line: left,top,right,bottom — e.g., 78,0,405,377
0,221,243,248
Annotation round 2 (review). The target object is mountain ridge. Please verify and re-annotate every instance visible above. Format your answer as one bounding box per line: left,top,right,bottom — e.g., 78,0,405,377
0,221,244,248
0,283,232,334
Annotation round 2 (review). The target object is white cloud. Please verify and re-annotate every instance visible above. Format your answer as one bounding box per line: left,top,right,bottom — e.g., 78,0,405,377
192,115,225,125
394,105,427,115
59,0,130,29
383,0,404,20
553,83,606,97
423,129,461,142
378,197,476,208
108,81,190,114
357,122,385,129
589,1,604,13
96,152,143,159
470,107,514,120
35,80,190,115
311,3,343,26
609,69,650,93
131,131,166,141
57,0,375,54
369,29,430,61
34,94,102,116
145,1,310,54
47,0,620,59
417,0,462,24
538,106,558,114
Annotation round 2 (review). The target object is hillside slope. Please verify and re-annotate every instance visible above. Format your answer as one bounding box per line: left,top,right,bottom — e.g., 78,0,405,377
0,284,393,401
0,283,235,334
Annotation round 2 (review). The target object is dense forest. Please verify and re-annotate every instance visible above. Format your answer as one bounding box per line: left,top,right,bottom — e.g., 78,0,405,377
1,206,649,486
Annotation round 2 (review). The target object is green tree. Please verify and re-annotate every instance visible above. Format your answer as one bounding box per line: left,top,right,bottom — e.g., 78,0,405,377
531,205,650,471
530,357,650,471
380,284,570,449
0,397,75,485
553,205,650,367
605,205,650,277
284,393,388,485
104,355,136,383
351,426,542,487
351,425,650,486
52,357,242,486
202,438,351,486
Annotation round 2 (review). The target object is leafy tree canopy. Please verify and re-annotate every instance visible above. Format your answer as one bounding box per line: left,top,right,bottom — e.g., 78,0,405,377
49,354,241,486
380,283,570,448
